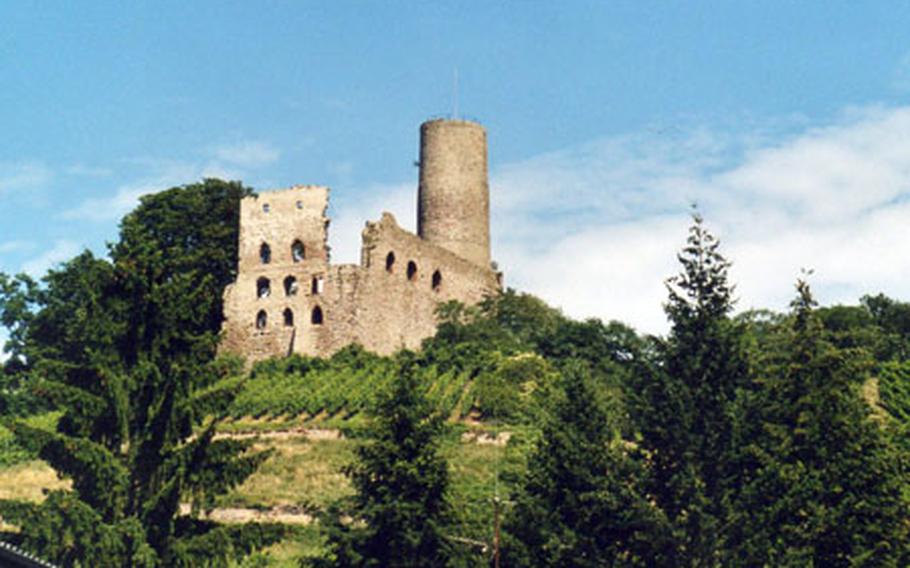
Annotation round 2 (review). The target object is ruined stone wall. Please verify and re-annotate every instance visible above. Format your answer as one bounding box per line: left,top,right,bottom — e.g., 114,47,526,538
222,201,499,362
221,119,501,363
331,212,499,354
221,185,332,361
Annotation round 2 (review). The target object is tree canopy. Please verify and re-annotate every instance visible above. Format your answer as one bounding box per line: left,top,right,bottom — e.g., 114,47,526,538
0,179,283,566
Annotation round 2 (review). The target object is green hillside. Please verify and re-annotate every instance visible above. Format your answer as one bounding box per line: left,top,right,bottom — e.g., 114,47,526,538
3,181,910,566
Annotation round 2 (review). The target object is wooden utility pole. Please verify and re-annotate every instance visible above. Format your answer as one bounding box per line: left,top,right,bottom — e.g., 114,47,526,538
493,495,501,568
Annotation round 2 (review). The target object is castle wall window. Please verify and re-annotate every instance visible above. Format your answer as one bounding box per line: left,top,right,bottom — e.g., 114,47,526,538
260,243,271,264
407,261,418,281
256,310,267,329
291,240,305,262
257,277,271,299
296,200,303,209
283,308,294,327
284,276,298,296
311,276,324,295
311,306,324,325
432,270,442,291
385,252,395,272
262,203,270,213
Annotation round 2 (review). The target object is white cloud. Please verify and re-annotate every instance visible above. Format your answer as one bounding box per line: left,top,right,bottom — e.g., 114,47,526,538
22,239,81,277
211,141,281,169
65,164,113,178
327,182,415,265
61,161,198,222
62,141,281,222
0,241,34,254
0,328,8,363
55,106,910,336
485,105,910,333
0,162,52,196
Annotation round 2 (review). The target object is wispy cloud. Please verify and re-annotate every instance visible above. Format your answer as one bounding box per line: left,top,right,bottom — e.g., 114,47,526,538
22,239,81,277
328,182,415,265
211,141,281,169
0,328,8,363
489,104,910,333
65,164,113,178
0,162,52,196
61,161,199,222
0,241,34,254
62,141,282,222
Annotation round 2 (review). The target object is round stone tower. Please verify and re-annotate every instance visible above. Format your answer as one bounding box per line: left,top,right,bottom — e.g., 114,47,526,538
417,118,491,268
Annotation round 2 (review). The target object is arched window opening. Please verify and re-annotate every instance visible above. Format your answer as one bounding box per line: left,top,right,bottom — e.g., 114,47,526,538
311,276,324,295
256,310,267,330
283,308,294,327
257,277,271,299
311,306,324,325
407,261,418,282
262,203,270,213
284,276,298,296
296,200,303,210
260,243,271,264
385,252,395,272
291,240,305,262
432,270,442,292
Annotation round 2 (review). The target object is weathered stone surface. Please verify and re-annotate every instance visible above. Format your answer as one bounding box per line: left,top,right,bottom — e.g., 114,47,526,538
221,119,501,362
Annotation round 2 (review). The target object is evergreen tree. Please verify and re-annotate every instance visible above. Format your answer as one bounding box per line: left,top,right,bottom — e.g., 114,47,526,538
725,280,910,566
503,362,671,567
630,212,749,565
0,180,283,566
317,357,454,567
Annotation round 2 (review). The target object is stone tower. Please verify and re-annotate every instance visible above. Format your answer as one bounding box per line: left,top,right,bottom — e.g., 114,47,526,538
417,119,491,268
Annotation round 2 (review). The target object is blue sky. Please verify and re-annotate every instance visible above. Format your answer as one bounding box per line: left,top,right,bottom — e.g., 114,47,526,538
4,2,910,342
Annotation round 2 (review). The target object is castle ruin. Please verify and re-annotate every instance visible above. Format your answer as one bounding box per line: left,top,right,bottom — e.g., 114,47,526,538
220,119,502,361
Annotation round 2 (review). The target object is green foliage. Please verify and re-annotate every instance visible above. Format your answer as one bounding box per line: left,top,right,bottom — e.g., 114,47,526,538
0,179,283,566
879,360,910,426
630,212,749,565
503,362,671,567
0,412,58,467
726,281,910,566
314,359,455,567
473,353,557,422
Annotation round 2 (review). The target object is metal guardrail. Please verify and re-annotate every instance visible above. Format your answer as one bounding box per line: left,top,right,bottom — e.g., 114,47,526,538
0,540,57,568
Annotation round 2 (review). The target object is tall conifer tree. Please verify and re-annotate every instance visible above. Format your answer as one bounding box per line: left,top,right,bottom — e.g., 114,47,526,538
725,281,909,565
503,362,671,567
317,358,454,567
631,212,749,565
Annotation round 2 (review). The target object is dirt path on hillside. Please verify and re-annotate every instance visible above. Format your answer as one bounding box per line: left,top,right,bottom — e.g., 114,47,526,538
216,427,511,446
178,504,314,525
213,427,342,441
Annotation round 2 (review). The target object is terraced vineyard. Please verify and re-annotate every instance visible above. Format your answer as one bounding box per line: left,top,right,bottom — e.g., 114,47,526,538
228,348,485,425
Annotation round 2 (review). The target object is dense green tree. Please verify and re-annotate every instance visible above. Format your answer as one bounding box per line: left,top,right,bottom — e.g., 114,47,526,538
630,212,749,565
726,281,910,566
316,357,454,567
473,353,557,422
0,179,282,566
503,362,671,567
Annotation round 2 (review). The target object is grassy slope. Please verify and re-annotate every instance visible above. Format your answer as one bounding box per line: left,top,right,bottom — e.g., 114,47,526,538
0,419,531,566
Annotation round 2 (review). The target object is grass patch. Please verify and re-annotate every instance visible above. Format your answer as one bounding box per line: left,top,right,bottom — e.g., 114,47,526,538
0,412,62,468
231,525,325,567
0,459,68,503
219,437,356,511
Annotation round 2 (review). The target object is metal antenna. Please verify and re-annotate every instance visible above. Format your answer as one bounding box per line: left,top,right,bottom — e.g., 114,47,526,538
453,67,459,119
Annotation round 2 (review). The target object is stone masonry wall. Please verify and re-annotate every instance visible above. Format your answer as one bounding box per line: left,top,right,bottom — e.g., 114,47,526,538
220,119,501,363
221,194,502,362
